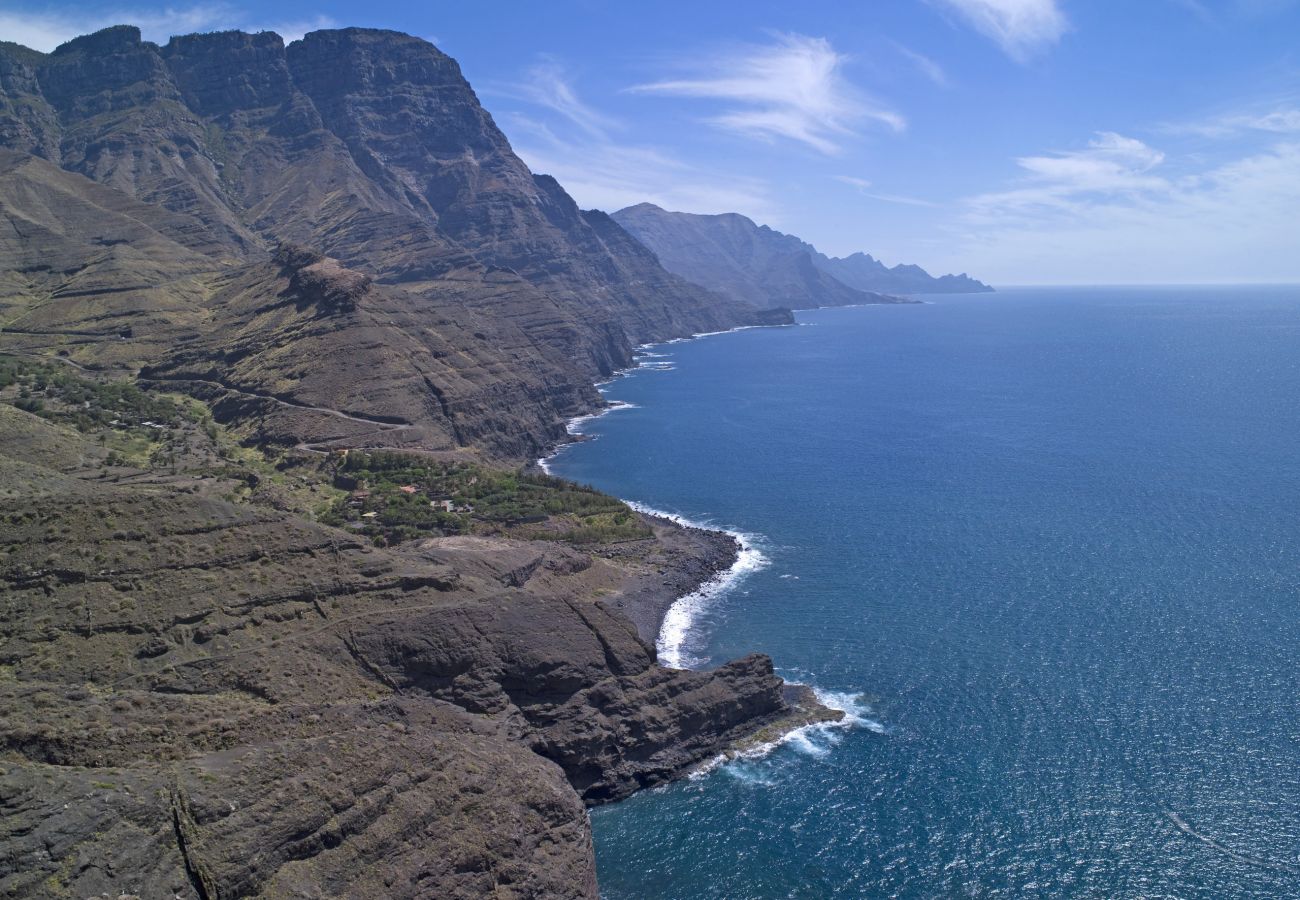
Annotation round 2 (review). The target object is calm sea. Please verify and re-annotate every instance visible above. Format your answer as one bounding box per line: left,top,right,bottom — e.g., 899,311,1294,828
544,286,1300,899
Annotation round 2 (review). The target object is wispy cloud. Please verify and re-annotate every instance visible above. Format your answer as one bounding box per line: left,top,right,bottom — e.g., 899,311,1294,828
499,65,775,221
0,4,337,52
834,175,939,207
1162,106,1300,139
947,132,1300,283
967,132,1167,220
489,58,620,140
629,33,902,155
930,0,1069,62
890,42,949,87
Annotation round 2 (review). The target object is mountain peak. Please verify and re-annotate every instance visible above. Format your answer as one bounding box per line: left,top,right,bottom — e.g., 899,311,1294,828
52,25,143,56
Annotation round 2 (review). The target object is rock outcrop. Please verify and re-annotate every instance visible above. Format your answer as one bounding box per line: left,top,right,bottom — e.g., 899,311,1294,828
0,415,812,898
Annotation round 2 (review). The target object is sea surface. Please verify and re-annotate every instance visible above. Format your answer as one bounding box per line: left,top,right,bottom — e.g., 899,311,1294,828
543,286,1300,899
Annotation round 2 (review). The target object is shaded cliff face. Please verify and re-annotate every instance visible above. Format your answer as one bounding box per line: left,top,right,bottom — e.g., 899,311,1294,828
284,29,762,358
612,202,898,309
0,27,786,460
613,202,991,302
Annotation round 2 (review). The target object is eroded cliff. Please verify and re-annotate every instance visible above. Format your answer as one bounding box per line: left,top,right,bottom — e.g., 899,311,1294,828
0,24,810,898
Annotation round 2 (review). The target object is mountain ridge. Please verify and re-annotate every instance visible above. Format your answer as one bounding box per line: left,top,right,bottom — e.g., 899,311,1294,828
612,202,992,304
0,26,791,458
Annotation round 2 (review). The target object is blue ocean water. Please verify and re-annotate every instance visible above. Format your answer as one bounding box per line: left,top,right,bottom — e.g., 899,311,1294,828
544,286,1300,899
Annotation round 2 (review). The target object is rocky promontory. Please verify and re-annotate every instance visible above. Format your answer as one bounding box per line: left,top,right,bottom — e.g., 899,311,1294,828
0,23,816,898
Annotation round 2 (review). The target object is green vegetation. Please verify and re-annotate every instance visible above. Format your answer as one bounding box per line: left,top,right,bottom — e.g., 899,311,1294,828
320,451,652,546
0,354,197,434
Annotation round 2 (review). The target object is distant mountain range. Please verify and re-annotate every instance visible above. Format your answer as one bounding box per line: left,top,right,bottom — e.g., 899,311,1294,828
612,203,992,309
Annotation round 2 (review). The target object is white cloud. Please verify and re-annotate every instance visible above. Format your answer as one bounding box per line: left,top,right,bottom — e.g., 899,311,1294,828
0,5,338,52
834,175,939,207
490,58,621,140
891,42,949,87
509,115,776,220
967,132,1167,221
497,65,776,221
946,134,1300,283
1164,107,1300,139
931,0,1069,61
629,33,902,155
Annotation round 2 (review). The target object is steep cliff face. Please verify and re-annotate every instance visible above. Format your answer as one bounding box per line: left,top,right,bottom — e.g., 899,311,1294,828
0,422,797,898
613,202,898,308
614,202,992,302
0,27,781,395
285,30,761,360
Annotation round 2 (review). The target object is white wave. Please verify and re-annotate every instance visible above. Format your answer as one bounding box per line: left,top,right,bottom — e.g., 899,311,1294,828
621,500,769,670
535,401,640,473
704,685,889,775
812,687,889,735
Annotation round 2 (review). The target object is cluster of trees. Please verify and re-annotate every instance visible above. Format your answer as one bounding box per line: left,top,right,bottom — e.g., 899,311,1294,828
0,355,192,435
324,452,651,546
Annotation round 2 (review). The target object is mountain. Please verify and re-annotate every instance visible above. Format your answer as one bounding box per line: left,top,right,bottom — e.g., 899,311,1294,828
612,203,992,304
815,251,992,295
612,202,904,308
0,26,814,899
0,27,786,458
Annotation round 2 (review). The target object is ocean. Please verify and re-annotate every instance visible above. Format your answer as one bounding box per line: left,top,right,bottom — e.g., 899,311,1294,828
543,286,1300,899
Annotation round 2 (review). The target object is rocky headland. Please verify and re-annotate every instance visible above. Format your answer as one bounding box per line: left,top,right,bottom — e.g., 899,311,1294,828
0,24,828,899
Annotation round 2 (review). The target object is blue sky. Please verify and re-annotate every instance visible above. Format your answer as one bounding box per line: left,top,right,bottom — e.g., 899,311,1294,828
4,0,1299,284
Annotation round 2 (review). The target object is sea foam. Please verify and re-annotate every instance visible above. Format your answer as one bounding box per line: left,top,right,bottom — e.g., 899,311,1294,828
622,500,770,669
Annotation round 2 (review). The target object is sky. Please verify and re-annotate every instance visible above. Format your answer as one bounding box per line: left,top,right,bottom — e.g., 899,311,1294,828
3,1,1300,284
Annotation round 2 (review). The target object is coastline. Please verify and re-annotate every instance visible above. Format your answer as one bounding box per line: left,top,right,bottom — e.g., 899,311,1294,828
536,325,862,778
536,328,778,662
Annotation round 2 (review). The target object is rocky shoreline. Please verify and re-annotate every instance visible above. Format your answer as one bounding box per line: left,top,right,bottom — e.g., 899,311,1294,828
596,511,742,644
0,404,837,897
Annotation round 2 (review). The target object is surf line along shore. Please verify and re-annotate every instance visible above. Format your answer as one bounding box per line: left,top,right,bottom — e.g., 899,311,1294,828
533,331,861,774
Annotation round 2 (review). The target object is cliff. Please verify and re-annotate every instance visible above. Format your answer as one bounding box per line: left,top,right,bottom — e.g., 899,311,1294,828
0,27,789,450
0,362,842,898
612,202,992,303
0,25,811,898
612,202,900,309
